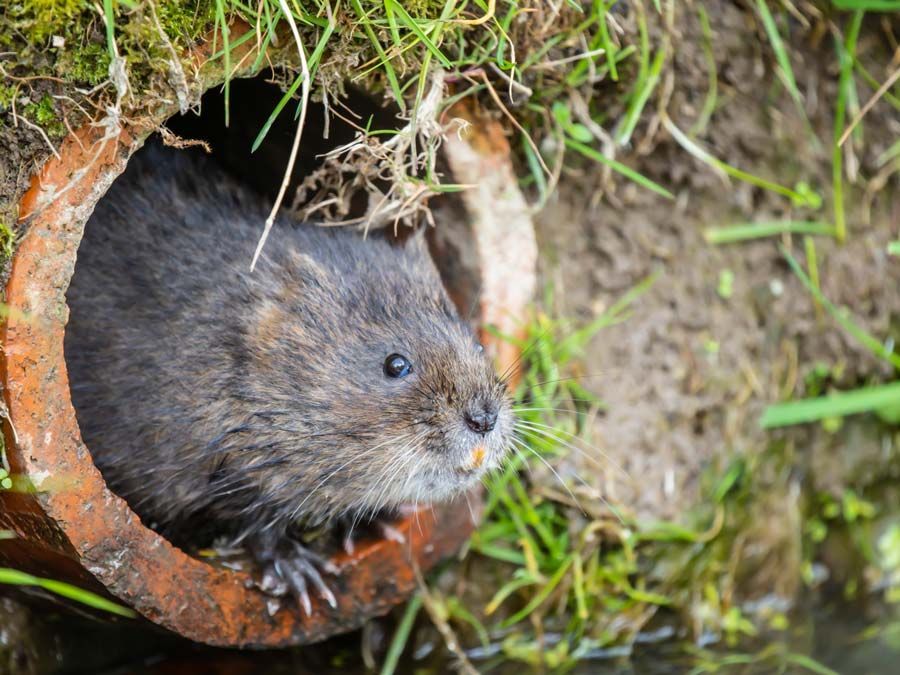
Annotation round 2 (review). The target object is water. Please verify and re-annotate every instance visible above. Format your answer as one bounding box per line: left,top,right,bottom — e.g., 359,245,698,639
2,589,897,674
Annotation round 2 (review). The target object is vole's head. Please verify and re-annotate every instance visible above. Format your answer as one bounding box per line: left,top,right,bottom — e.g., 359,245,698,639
243,229,513,524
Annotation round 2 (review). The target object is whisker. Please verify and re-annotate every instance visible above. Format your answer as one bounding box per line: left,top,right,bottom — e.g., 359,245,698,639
513,406,598,415
463,491,478,526
413,482,423,536
508,436,587,516
368,438,423,518
521,374,605,389
289,432,415,521
515,420,631,481
497,323,556,384
353,455,409,529
514,437,624,526
353,430,428,527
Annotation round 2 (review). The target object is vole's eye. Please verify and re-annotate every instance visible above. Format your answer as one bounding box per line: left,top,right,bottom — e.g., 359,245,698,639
384,353,412,378
475,343,485,354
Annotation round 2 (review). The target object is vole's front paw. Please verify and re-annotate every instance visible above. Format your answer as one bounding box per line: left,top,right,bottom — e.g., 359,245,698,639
252,537,339,615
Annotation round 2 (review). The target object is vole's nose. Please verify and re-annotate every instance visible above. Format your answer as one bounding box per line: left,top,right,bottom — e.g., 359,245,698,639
464,405,498,434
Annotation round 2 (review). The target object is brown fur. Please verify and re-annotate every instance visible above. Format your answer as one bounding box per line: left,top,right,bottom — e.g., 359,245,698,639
64,141,512,551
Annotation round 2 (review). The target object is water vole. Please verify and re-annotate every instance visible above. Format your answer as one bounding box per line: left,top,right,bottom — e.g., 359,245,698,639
64,141,513,612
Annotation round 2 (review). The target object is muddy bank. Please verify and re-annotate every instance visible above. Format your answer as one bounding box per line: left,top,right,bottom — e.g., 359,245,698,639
534,3,899,523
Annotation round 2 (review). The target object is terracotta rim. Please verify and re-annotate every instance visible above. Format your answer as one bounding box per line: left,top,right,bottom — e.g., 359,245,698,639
0,87,536,645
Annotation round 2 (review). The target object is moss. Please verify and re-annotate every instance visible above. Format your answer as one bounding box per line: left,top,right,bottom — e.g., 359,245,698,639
58,42,111,86
0,85,16,111
157,0,215,43
22,94,66,138
0,220,13,261
8,0,92,44
2,1,216,114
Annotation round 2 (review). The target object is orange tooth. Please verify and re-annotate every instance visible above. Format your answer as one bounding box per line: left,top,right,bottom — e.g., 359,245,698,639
471,446,485,469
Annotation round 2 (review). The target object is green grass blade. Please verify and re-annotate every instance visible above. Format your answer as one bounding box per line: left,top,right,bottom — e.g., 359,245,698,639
350,0,405,110
853,60,900,111
522,133,549,206
471,542,527,565
384,0,401,46
572,552,588,619
635,521,702,543
606,0,650,143
210,22,264,61
560,271,659,353
251,20,335,152
704,221,835,244
784,653,841,675
0,568,136,617
781,246,900,370
664,117,819,207
486,575,539,615
102,0,116,58
876,139,900,167
804,235,821,313
500,554,574,627
754,0,820,151
831,0,900,9
445,597,491,647
384,0,452,68
833,11,864,242
565,139,674,200
689,5,718,136
380,592,422,675
761,381,900,428
597,1,619,81
214,0,231,126
616,42,666,146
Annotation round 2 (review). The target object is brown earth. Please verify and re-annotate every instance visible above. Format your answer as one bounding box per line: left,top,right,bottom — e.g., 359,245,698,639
534,3,899,523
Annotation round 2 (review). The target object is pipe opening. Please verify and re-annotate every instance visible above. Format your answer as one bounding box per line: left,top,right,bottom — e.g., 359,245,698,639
62,75,472,574
2,64,530,645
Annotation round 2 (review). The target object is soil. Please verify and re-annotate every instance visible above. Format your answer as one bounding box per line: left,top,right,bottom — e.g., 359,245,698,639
533,3,900,522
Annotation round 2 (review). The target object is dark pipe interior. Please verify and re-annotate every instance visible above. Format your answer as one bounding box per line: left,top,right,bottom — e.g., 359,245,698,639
166,76,400,214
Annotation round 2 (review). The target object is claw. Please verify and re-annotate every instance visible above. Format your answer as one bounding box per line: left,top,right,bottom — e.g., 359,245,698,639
292,542,337,609
278,559,312,615
249,534,339,615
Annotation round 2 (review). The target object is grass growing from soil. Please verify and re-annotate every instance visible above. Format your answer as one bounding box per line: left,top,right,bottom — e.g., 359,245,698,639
204,0,895,237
